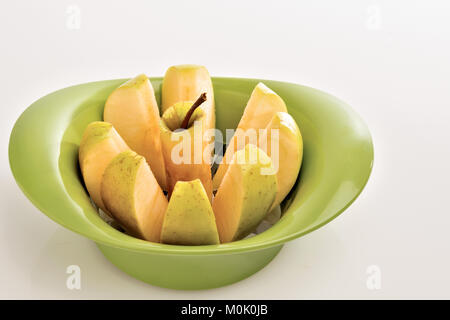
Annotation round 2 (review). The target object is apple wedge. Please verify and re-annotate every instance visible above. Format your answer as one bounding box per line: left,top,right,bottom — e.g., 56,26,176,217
212,144,278,243
160,179,219,245
78,121,129,213
101,150,168,242
259,112,303,209
104,74,167,190
213,82,287,189
159,98,213,200
162,64,215,132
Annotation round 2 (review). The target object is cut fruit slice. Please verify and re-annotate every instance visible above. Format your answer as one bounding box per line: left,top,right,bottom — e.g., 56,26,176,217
160,179,219,245
213,83,287,189
212,144,278,243
259,112,303,209
234,82,288,133
101,150,168,242
162,64,215,131
78,121,129,213
104,74,167,190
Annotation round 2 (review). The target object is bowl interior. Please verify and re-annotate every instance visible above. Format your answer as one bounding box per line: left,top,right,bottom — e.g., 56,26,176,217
9,77,373,254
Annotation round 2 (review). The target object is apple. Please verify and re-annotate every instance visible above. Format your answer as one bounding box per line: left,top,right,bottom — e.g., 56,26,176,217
259,112,303,209
160,179,219,245
212,144,278,243
159,94,213,200
78,121,129,213
101,150,168,242
213,82,287,189
78,67,303,246
104,74,167,190
162,64,215,132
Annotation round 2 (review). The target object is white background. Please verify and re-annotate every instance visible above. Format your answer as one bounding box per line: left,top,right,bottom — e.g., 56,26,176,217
1,0,449,299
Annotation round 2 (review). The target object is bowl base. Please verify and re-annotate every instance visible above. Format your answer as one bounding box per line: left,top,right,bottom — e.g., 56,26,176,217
96,242,283,290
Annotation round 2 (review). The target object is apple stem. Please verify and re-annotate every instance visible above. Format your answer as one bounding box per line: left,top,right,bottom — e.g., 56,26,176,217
180,93,207,129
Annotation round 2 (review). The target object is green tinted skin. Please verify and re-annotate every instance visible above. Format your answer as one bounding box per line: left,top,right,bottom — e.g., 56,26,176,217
119,74,148,89
162,101,204,131
233,147,278,241
161,179,219,246
78,121,113,163
101,150,143,235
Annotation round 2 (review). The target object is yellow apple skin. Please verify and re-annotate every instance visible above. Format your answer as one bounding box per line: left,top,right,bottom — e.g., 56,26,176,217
260,112,303,209
104,74,167,190
212,144,278,243
78,121,129,213
101,150,168,242
160,101,213,200
160,179,219,245
213,83,287,189
162,65,215,132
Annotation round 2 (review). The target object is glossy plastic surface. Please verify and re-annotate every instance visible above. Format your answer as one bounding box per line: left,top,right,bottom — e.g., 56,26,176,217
9,77,373,289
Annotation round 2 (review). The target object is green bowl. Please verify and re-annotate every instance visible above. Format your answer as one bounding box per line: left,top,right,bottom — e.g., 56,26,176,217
9,77,373,290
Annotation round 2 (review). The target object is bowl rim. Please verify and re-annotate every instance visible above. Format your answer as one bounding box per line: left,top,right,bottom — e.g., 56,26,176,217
9,77,374,255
